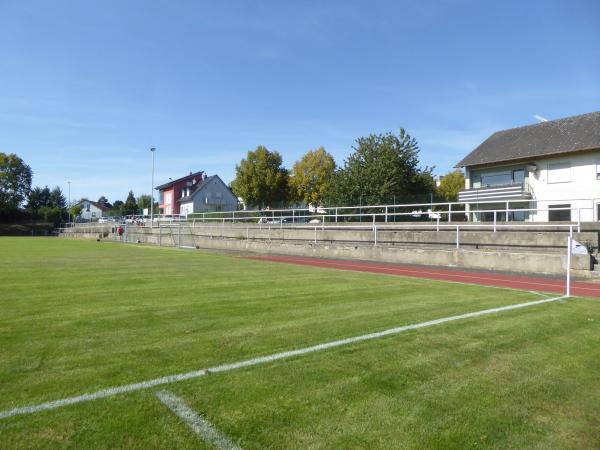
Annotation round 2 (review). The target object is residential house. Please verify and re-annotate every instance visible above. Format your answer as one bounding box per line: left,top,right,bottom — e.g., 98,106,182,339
155,171,204,216
155,171,238,216
456,111,600,222
74,199,109,220
179,175,238,216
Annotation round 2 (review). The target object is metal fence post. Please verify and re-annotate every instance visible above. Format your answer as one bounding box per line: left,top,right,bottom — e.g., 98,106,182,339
178,224,181,248
456,225,460,249
159,224,162,246
246,226,249,240
385,206,388,223
314,226,317,244
505,201,509,223
448,203,452,223
335,208,338,223
493,211,497,232
577,208,581,232
374,225,377,246
436,216,439,232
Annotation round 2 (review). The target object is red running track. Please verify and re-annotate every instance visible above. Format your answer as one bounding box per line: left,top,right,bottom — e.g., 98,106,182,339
246,255,600,297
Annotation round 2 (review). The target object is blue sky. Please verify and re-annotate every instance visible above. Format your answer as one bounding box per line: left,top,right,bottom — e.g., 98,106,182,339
1,0,599,203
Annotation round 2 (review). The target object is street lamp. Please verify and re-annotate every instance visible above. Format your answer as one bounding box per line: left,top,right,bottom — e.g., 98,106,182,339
68,181,71,225
150,148,156,227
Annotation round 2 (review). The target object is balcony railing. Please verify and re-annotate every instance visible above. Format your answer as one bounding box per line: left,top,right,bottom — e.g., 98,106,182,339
458,183,532,203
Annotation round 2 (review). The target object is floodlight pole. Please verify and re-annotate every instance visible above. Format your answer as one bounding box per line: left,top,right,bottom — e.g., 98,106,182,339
150,148,156,228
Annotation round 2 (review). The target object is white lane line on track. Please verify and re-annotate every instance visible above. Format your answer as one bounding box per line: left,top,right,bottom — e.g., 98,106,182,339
156,390,243,450
0,295,567,420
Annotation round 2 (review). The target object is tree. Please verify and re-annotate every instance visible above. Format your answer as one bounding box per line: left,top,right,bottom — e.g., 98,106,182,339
230,146,289,208
0,152,32,215
437,170,465,202
123,191,138,215
289,147,336,206
68,205,82,219
26,185,67,222
97,195,112,209
137,194,152,210
26,186,51,212
49,186,66,209
333,129,435,205
107,200,124,217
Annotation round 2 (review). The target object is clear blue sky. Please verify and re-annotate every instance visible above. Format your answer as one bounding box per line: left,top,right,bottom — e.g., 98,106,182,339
1,0,599,203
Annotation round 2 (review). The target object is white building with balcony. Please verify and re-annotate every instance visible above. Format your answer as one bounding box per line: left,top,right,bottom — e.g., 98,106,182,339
456,111,600,222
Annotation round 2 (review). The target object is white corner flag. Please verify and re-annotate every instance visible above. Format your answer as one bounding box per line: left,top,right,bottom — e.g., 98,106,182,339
566,237,588,297
571,238,588,255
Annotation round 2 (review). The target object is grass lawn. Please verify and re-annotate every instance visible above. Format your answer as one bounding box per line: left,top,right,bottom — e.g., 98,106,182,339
0,237,599,448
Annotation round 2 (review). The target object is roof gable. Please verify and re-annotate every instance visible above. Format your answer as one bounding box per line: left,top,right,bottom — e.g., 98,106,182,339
179,175,235,203
456,111,600,168
155,170,204,190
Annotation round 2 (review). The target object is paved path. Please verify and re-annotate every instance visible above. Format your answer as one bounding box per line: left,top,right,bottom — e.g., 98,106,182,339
246,255,600,297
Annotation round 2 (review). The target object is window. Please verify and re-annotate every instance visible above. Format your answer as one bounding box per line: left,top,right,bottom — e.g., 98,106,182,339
512,169,525,185
547,162,571,183
549,204,571,221
480,171,512,187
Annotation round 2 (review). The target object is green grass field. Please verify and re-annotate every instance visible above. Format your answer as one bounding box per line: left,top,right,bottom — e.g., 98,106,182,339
1,237,599,449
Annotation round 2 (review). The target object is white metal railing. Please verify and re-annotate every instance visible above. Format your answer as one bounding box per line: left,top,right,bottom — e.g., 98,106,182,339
61,198,599,231
57,218,581,251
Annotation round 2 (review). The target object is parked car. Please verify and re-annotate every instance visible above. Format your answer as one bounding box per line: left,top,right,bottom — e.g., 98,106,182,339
257,217,290,224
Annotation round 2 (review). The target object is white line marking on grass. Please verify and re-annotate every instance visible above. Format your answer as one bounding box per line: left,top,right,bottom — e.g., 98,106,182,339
156,390,243,450
0,295,568,420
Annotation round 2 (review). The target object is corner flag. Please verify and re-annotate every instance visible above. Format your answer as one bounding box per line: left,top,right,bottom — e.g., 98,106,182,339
571,239,588,255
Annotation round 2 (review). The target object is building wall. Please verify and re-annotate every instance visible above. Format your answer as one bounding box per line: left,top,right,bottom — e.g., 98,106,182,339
160,187,175,215
180,178,238,215
528,151,600,222
465,150,600,222
79,201,104,220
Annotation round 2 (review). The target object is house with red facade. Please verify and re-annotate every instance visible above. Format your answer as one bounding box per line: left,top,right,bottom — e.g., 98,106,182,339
155,171,204,215
155,170,238,216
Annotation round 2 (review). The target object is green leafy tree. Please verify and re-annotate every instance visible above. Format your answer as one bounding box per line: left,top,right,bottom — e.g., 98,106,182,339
0,152,33,215
49,186,66,209
437,170,465,202
123,191,138,215
137,194,152,210
289,147,336,206
68,205,82,219
26,186,51,212
38,206,64,224
230,146,289,208
333,129,435,205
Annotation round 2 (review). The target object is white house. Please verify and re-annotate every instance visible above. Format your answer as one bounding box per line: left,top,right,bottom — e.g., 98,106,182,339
178,175,238,216
456,111,600,222
74,199,109,220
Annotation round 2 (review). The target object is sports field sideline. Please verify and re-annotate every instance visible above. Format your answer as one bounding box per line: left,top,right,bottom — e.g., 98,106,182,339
1,237,599,449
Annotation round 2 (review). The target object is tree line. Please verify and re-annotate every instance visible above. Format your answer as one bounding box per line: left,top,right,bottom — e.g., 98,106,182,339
230,129,464,209
1,127,465,223
0,152,158,224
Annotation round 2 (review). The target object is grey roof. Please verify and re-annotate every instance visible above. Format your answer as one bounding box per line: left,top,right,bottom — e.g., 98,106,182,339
155,170,204,190
456,111,600,168
178,175,236,203
178,175,216,203
75,199,110,211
